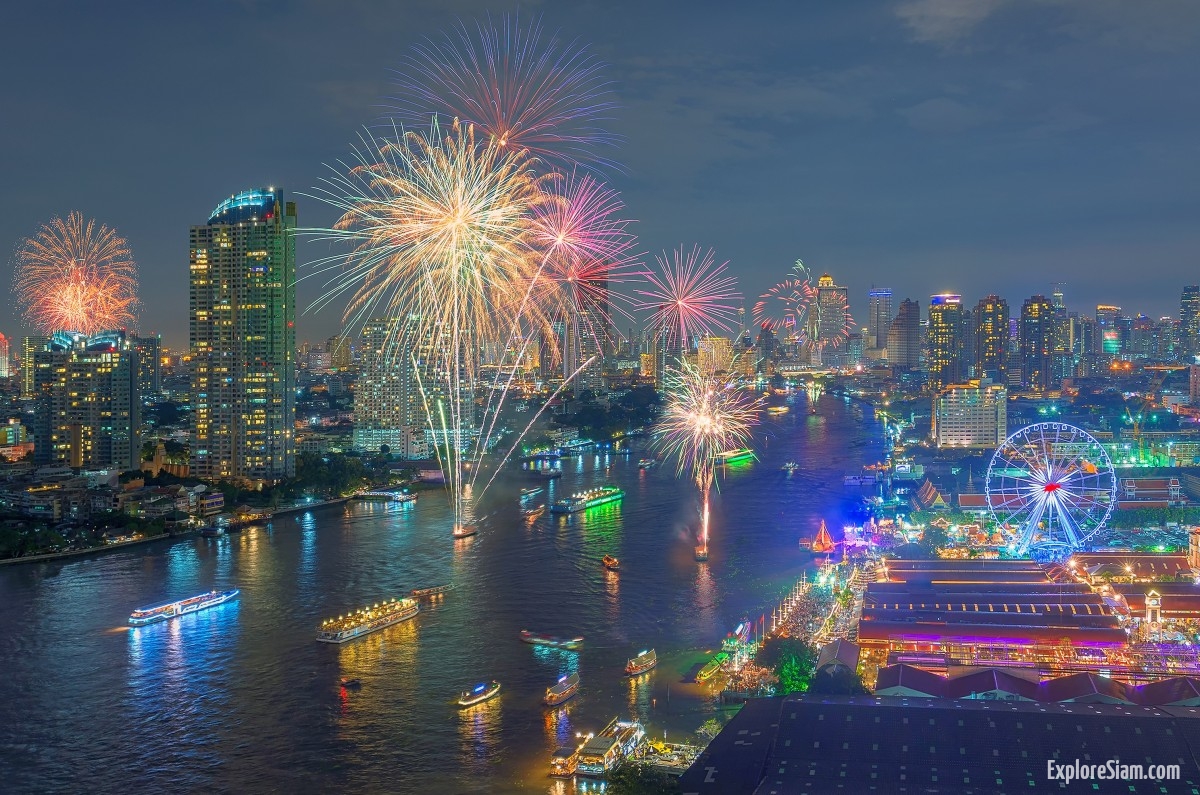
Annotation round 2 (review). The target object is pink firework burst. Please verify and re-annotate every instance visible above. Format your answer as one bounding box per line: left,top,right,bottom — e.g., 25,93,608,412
636,246,741,351
390,16,619,171
752,277,815,340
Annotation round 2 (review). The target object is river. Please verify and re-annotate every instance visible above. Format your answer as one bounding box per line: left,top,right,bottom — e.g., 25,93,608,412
0,394,885,794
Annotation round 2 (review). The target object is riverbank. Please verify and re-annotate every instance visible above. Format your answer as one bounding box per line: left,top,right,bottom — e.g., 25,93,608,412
0,528,200,567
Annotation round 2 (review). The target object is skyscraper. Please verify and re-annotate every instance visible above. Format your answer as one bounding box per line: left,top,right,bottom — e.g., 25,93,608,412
813,274,852,366
327,334,352,371
1181,285,1200,360
352,317,427,458
866,288,893,351
973,295,1009,382
1096,305,1122,364
0,332,9,380
886,299,921,370
131,334,161,401
20,335,50,398
927,294,963,391
32,330,139,469
1020,295,1055,392
189,188,296,486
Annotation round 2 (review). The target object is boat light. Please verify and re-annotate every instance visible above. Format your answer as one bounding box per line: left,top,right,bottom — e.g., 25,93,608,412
474,683,486,693
558,674,568,683
639,650,648,656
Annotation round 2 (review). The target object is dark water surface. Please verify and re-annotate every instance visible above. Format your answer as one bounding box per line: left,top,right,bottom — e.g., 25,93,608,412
0,396,884,794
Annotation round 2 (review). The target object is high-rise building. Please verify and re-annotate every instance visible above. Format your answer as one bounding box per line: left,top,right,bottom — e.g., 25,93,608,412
1191,363,1200,406
21,335,50,398
886,299,921,370
130,334,161,401
866,288,893,351
972,295,1009,382
327,335,352,371
1181,286,1200,360
0,332,9,380
1095,305,1122,364
189,188,296,486
32,330,140,469
1020,295,1055,392
813,274,852,366
933,379,1007,449
352,317,428,458
697,335,734,375
927,294,963,391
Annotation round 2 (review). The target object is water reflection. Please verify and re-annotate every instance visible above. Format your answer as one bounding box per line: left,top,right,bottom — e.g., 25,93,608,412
457,695,501,771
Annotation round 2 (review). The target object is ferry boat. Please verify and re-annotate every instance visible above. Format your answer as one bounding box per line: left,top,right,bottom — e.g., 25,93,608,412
695,652,729,683
534,468,563,479
766,405,790,414
410,583,454,599
637,458,656,470
199,525,224,538
602,554,620,571
625,648,657,676
520,486,544,498
549,486,624,514
550,746,580,778
315,597,419,643
522,504,546,521
694,545,709,562
544,672,581,706
519,630,583,651
577,718,646,778
452,524,478,539
129,589,240,626
458,680,501,707
716,448,755,466
782,461,800,473
340,677,362,689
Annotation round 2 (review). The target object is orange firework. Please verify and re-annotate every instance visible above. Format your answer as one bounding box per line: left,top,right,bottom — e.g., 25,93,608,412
15,212,138,334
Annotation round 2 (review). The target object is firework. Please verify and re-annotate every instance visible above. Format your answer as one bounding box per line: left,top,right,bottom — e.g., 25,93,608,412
752,277,815,341
308,119,556,535
653,362,762,556
14,212,138,335
636,246,740,354
389,16,619,171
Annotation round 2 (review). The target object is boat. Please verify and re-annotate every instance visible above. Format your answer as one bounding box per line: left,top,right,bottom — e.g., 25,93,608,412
602,554,620,571
452,524,477,539
315,597,419,643
199,525,223,538
544,672,581,706
810,520,836,554
695,652,729,683
766,405,789,414
522,504,546,520
520,486,544,498
716,448,755,465
533,468,563,479
457,680,501,707
782,461,800,473
519,630,583,651
129,589,240,626
577,718,647,777
625,648,657,676
550,746,579,778
340,677,362,689
410,583,454,599
637,458,656,470
694,545,709,562
549,486,624,514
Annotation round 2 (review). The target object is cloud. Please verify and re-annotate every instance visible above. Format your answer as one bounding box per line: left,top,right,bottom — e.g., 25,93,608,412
899,97,996,134
896,0,1007,45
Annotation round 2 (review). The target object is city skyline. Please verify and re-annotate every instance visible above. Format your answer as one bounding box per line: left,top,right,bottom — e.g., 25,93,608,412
4,2,1200,347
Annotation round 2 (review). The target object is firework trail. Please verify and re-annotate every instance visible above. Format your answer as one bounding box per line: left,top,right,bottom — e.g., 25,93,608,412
636,245,740,356
389,15,619,171
752,277,815,342
308,119,557,536
14,212,138,335
653,362,761,556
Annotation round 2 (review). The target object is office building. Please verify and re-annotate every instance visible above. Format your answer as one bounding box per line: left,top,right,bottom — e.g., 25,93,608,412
866,288,892,351
926,294,963,391
885,299,921,369
932,379,1007,449
327,334,352,371
130,334,161,400
189,188,296,486
21,335,50,398
32,330,139,470
972,295,1008,382
352,317,428,458
1020,295,1055,392
1096,304,1122,363
0,332,8,380
813,273,852,366
1182,286,1200,360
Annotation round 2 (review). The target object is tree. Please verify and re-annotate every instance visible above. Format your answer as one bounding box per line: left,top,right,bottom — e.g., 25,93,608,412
808,667,869,695
778,655,808,694
606,763,680,795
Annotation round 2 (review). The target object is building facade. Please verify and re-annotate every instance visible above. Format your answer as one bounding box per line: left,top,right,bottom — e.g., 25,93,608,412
352,317,428,458
1182,285,1200,361
933,379,1007,449
189,188,296,486
927,294,963,391
972,295,1009,382
866,288,893,352
131,334,161,401
1020,295,1055,392
886,298,921,369
813,274,852,366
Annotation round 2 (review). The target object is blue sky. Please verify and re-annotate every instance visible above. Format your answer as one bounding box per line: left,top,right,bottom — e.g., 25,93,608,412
2,0,1198,347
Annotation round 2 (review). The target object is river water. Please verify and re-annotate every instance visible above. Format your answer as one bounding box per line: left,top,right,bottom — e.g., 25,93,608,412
0,395,884,794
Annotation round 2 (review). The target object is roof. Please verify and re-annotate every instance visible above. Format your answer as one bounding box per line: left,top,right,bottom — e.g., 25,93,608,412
1041,671,1133,703
873,664,946,697
815,639,859,673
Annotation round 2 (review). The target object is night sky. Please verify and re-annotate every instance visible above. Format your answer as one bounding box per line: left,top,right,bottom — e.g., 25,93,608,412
2,0,1198,349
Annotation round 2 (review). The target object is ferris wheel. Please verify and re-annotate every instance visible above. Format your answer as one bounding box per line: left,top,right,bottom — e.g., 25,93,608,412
985,422,1116,555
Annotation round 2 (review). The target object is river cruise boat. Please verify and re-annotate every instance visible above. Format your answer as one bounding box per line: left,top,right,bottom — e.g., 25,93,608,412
458,680,501,707
695,652,728,683
522,504,546,521
519,630,583,651
549,486,624,514
625,649,657,676
577,718,646,778
550,747,579,778
316,597,419,643
694,545,709,562
129,589,240,626
410,583,454,599
766,405,790,414
602,554,620,571
637,458,656,469
716,448,755,466
519,486,544,498
782,461,800,473
544,672,581,706
451,524,477,539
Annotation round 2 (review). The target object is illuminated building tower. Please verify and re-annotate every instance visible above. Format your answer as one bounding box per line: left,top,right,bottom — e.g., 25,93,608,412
32,330,139,469
1154,317,1181,362
0,332,8,379
866,288,893,351
1019,295,1055,392
933,379,1007,449
1095,305,1122,365
352,317,427,458
21,335,50,398
130,335,161,400
1181,286,1200,360
1191,363,1200,407
563,284,608,394
326,335,352,371
697,335,734,375
927,294,963,391
886,299,921,369
1074,314,1097,376
813,274,851,366
189,188,296,486
1128,315,1156,360
972,295,1009,382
